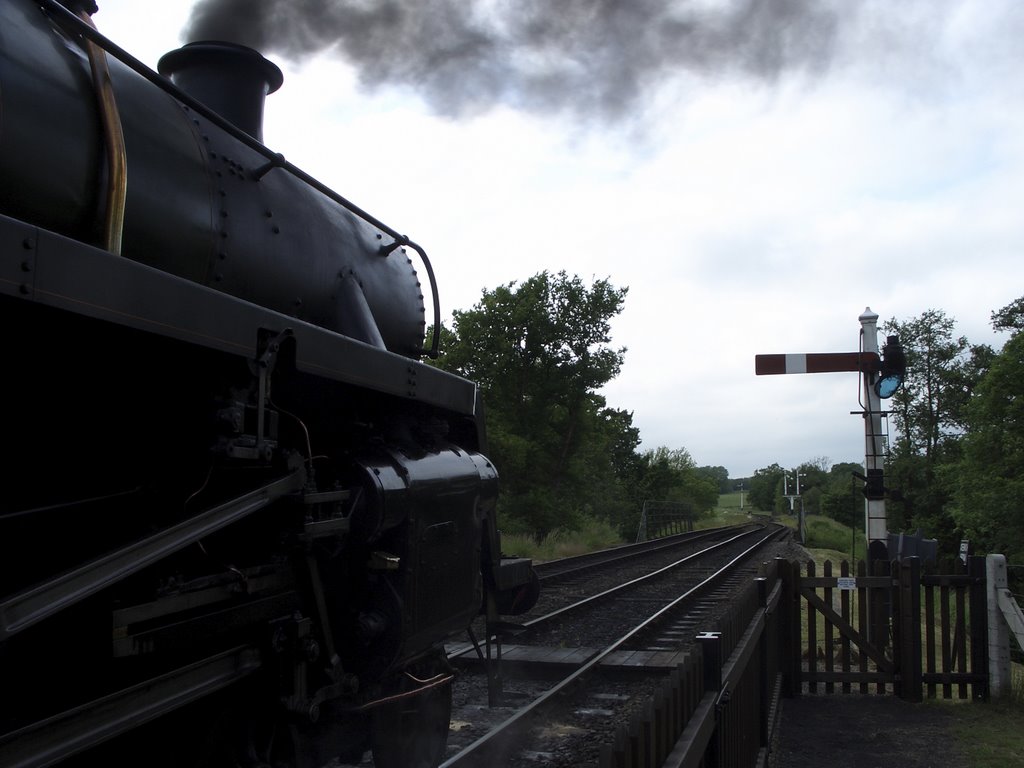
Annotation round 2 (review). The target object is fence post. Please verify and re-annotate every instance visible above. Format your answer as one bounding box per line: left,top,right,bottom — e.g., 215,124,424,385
756,576,769,749
897,556,922,701
968,555,989,700
698,631,722,694
697,631,722,768
776,558,799,698
987,554,1011,697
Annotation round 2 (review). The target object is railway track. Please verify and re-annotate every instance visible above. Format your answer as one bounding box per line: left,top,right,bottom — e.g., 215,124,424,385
433,523,787,767
530,525,755,582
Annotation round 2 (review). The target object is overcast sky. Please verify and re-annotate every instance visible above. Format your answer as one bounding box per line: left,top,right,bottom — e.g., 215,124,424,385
91,0,1022,478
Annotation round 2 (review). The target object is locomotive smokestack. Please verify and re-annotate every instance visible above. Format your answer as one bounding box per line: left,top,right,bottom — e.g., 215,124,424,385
158,42,283,142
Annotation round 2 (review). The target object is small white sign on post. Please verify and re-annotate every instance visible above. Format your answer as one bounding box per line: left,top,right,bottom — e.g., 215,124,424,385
837,577,857,591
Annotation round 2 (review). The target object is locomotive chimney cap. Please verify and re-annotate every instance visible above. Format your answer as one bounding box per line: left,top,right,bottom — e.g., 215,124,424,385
158,41,283,141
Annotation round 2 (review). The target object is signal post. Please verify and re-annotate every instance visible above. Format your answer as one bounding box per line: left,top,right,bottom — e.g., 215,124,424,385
756,308,905,647
754,307,906,559
858,308,889,560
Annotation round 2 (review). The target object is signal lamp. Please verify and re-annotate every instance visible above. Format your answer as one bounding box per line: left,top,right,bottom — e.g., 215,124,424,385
874,335,906,399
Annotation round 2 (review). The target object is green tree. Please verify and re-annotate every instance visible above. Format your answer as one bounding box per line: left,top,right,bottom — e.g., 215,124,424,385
627,446,718,537
946,298,1024,563
991,296,1024,333
882,309,991,545
637,448,717,510
884,309,970,460
697,465,732,494
749,463,785,512
820,461,866,529
435,271,630,534
793,459,829,516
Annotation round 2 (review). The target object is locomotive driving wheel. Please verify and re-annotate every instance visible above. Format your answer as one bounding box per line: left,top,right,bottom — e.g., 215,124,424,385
370,658,454,768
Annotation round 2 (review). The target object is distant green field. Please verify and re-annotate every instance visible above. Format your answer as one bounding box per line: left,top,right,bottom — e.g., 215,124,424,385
715,490,758,512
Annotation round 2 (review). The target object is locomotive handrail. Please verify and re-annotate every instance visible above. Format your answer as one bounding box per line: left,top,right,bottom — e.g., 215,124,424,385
39,0,442,359
76,6,127,255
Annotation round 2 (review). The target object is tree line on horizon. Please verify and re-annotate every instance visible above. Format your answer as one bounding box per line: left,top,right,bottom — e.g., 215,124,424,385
432,270,1023,564
430,270,723,539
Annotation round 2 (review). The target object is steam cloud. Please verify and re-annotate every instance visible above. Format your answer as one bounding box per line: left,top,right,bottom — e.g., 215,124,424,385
181,0,878,122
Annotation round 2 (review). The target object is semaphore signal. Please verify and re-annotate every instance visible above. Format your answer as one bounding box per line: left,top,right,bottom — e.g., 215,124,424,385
754,351,880,376
754,308,906,561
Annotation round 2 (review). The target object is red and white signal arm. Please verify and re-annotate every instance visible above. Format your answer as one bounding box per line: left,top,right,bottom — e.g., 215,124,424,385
754,352,880,376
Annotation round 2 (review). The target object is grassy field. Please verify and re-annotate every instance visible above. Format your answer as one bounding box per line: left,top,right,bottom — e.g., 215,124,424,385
948,664,1024,766
714,490,750,512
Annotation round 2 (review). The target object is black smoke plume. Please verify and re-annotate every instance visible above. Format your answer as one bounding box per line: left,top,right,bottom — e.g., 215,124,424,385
181,0,863,122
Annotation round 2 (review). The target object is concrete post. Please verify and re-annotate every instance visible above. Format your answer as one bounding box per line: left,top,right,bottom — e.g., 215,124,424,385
987,554,1011,697
859,307,888,550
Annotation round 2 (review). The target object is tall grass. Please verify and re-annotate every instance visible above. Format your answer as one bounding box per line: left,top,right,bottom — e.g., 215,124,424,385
500,515,623,562
803,516,867,562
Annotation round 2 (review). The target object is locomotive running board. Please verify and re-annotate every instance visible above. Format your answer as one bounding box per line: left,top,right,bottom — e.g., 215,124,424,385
0,469,305,641
0,645,262,768
0,213,480,417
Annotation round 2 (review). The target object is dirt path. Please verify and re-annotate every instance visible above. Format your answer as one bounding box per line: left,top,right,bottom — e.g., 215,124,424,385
771,695,971,768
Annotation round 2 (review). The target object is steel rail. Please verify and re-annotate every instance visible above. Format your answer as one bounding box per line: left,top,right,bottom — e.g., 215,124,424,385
522,525,768,629
446,523,766,662
440,525,784,767
532,523,761,581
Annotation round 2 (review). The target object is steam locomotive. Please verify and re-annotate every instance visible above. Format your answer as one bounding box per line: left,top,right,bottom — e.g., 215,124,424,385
0,1,537,765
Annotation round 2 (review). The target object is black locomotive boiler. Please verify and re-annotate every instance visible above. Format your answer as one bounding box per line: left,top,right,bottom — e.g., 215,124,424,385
0,2,537,765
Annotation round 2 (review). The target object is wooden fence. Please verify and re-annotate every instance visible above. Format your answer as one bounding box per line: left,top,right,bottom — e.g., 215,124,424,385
599,561,782,768
598,555,992,768
779,556,988,700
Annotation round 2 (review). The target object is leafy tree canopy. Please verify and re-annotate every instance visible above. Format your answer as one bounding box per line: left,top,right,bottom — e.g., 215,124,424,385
433,271,633,534
698,465,732,494
946,301,1024,563
991,296,1024,333
748,463,785,511
637,447,718,512
881,308,994,543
